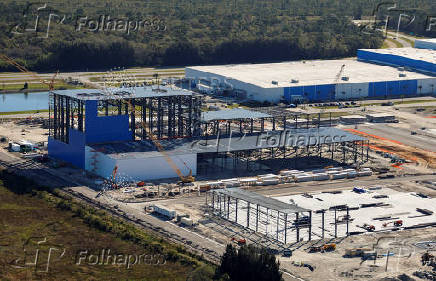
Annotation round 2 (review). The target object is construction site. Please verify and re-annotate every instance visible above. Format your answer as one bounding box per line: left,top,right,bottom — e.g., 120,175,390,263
0,45,435,281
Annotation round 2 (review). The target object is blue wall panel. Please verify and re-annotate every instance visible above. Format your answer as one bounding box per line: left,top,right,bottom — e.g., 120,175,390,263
284,86,304,101
358,49,436,74
317,84,336,101
84,100,132,144
386,81,400,96
368,82,387,97
400,80,418,96
303,86,316,101
48,129,86,168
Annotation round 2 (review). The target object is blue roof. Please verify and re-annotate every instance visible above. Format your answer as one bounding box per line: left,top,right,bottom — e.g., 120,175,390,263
201,108,271,122
50,86,193,100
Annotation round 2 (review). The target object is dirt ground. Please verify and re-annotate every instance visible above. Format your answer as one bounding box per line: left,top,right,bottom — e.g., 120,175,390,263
0,118,48,144
279,227,435,281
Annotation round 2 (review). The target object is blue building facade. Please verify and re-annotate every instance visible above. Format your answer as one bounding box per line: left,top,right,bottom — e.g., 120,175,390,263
357,49,436,75
48,100,132,169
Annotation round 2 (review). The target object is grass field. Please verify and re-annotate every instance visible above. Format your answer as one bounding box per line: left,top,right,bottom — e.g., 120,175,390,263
382,38,404,48
0,170,213,280
362,99,436,106
0,109,49,115
400,36,414,47
0,81,83,92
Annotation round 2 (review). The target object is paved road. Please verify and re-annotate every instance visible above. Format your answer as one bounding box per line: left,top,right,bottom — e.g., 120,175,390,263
252,174,436,197
1,149,435,281
386,31,412,47
357,124,436,152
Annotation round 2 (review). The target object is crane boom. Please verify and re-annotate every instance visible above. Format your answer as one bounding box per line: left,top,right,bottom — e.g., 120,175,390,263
122,97,194,183
0,56,194,184
333,64,346,100
0,54,59,90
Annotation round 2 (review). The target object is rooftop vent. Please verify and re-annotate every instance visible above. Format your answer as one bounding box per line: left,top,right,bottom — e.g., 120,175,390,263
341,76,349,81
77,92,103,97
399,73,407,77
152,88,168,93
114,91,133,96
291,79,299,83
272,81,279,85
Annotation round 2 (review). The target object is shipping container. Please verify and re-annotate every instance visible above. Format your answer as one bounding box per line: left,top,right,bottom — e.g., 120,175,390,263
181,217,194,226
332,172,348,180
153,204,177,219
295,175,313,182
312,173,329,181
357,171,372,177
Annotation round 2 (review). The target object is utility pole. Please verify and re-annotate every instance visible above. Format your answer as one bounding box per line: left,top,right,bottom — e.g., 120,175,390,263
385,249,390,272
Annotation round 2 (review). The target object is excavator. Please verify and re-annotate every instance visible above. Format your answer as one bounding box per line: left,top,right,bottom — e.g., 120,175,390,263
382,220,403,227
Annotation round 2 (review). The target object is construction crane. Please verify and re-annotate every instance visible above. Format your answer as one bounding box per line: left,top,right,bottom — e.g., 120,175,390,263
65,68,195,185
0,57,194,185
109,80,195,185
0,54,58,91
332,64,346,101
141,121,195,185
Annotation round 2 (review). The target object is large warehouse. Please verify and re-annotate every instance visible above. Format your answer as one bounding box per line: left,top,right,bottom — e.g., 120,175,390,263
185,43,436,103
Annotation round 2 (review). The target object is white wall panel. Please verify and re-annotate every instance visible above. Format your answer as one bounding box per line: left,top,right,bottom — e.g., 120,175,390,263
186,68,284,103
417,78,436,95
415,40,436,50
114,153,197,181
85,145,117,179
335,83,369,100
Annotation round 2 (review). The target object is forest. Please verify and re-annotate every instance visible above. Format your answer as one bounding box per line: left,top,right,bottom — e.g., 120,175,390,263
0,0,434,71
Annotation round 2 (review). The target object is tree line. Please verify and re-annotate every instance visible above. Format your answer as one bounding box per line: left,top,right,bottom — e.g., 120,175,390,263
0,0,433,71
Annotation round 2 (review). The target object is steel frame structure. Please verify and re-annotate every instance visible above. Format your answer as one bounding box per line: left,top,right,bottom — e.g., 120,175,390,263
49,92,203,143
49,93,85,143
198,139,369,174
206,189,354,245
206,188,312,244
200,111,337,138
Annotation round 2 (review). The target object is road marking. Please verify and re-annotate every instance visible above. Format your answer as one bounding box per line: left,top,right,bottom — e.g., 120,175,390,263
167,221,225,248
281,270,306,281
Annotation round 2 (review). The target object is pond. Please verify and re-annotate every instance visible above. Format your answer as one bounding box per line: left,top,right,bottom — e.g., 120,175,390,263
0,92,49,112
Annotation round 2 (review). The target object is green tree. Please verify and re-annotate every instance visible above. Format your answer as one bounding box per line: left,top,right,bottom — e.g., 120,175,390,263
216,244,283,281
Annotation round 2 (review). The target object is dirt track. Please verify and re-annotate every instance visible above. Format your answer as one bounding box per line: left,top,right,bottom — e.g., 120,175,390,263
345,128,436,169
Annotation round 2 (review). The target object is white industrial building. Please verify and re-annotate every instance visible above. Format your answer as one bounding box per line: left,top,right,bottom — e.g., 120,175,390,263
415,38,436,50
186,45,436,103
85,142,196,181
